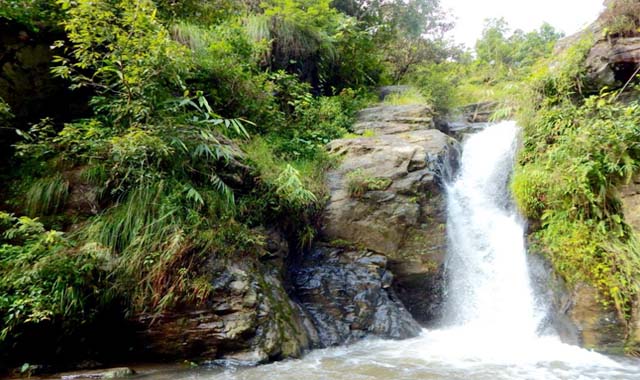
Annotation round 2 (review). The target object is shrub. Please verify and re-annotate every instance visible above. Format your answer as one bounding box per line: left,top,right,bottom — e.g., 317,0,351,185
513,93,640,319
601,0,640,38
0,212,108,344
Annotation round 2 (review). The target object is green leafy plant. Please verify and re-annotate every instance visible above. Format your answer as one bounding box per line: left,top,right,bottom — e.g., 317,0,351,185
346,169,393,198
24,174,70,216
0,212,108,344
513,92,640,321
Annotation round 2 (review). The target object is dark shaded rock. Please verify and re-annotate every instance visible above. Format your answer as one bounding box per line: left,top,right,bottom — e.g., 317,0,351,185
292,245,422,346
134,235,318,364
378,85,412,101
0,21,90,165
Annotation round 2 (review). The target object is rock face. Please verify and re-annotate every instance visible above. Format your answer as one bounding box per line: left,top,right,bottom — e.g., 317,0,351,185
135,251,317,365
135,223,428,363
293,245,422,346
620,176,640,354
620,174,640,233
585,37,640,90
321,103,459,324
353,104,435,135
528,250,628,354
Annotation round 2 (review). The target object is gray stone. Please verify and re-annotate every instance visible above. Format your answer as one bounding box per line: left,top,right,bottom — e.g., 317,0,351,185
292,245,422,346
321,103,459,325
584,37,640,90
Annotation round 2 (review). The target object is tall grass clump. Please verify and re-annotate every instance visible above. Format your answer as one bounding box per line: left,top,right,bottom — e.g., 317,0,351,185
24,174,70,216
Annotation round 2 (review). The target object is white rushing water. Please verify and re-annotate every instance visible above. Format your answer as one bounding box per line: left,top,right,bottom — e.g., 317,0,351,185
144,122,640,380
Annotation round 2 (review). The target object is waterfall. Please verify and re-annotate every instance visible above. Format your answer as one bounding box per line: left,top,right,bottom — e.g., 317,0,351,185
179,121,638,380
444,120,544,343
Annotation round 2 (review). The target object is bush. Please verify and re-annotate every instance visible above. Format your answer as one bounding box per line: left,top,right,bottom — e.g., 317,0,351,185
270,85,364,159
0,212,108,344
513,93,640,319
601,0,640,38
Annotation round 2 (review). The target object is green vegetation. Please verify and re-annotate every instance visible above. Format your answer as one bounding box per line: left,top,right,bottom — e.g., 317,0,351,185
407,18,563,114
346,169,393,198
511,18,640,330
383,88,428,105
601,0,640,37
5,0,640,368
0,0,459,369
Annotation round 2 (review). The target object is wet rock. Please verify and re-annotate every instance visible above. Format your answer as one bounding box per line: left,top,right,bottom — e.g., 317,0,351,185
292,245,422,346
321,103,459,325
59,367,135,379
134,233,318,363
528,251,627,354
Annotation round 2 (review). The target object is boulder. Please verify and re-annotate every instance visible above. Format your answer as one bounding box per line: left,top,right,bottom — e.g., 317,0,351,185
585,37,640,90
353,104,435,135
59,367,135,380
321,103,459,324
292,245,422,346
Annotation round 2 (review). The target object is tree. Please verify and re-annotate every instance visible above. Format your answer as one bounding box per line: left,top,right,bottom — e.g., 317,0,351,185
475,18,563,70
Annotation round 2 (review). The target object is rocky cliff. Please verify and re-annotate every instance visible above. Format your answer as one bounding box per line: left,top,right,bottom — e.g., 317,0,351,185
320,103,459,325
132,102,456,363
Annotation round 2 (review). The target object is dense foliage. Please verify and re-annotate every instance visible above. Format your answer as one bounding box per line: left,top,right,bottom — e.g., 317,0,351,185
406,18,563,113
0,0,456,370
512,22,640,342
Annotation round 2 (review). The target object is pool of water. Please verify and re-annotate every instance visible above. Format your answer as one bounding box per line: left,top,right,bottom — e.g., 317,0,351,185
134,329,640,380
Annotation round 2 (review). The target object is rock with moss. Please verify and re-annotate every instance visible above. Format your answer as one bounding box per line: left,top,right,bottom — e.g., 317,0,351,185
321,103,459,325
528,246,629,354
133,232,318,365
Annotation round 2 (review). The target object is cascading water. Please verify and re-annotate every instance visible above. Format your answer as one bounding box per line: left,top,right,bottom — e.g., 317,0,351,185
142,122,640,380
444,120,542,335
